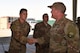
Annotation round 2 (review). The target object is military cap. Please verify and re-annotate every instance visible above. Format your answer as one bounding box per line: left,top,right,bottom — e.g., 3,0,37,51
48,2,66,13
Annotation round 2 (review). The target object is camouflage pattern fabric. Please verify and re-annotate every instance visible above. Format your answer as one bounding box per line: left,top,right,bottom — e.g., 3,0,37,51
76,18,80,52
49,17,79,53
37,17,80,53
33,21,51,53
76,18,80,35
8,19,30,53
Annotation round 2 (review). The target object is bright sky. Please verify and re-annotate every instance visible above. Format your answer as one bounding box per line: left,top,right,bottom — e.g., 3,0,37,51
0,0,80,20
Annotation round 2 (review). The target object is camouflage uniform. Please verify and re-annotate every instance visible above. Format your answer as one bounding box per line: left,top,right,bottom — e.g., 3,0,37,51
37,17,79,53
76,17,80,52
76,17,80,35
77,23,80,35
33,21,51,53
49,17,80,53
8,19,30,53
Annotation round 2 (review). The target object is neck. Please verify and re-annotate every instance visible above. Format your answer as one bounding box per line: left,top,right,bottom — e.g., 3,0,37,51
56,13,64,22
19,18,25,23
43,21,47,24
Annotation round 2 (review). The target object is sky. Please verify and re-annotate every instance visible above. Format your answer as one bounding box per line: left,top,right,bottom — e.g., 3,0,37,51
0,0,80,20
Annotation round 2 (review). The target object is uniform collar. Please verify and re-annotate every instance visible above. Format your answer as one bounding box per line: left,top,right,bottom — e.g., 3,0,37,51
55,16,66,25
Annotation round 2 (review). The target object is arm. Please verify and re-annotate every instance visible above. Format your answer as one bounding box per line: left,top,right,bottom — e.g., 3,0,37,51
33,24,45,44
64,22,79,52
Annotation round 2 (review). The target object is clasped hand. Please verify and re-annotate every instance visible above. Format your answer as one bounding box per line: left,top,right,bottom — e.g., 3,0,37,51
27,38,37,45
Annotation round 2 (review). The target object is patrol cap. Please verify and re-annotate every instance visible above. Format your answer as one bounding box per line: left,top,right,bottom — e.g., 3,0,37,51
48,2,66,13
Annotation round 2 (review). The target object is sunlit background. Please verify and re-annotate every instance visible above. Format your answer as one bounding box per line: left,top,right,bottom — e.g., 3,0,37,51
0,0,80,20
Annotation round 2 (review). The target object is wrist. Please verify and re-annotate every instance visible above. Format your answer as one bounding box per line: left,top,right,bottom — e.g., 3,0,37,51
35,39,38,43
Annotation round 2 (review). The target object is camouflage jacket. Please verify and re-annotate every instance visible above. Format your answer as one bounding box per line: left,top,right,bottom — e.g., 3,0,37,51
76,22,80,35
37,17,79,53
33,21,51,46
8,19,30,53
33,21,51,53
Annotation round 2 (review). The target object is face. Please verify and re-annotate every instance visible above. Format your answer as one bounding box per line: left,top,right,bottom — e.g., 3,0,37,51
43,15,48,23
51,7,58,19
20,11,27,21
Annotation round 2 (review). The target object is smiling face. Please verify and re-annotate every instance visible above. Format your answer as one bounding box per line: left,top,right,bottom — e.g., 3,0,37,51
19,8,28,23
20,11,27,21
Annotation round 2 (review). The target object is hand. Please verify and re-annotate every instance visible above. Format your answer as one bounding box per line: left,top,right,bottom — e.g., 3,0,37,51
27,38,33,45
27,38,38,45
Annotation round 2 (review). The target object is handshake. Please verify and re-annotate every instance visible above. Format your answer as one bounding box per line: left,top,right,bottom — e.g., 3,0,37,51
27,38,38,45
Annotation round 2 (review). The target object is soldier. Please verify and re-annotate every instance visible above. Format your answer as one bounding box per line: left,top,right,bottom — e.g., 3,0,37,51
33,13,51,53
8,8,30,53
30,2,80,53
47,2,79,53
76,17,80,35
76,17,80,53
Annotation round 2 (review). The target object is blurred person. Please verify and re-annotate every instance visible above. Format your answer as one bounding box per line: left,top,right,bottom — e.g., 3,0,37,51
76,17,80,52
8,8,30,53
76,17,80,35
33,13,51,53
29,2,80,53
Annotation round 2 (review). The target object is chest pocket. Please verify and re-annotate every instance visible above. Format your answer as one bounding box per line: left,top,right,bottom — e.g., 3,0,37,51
20,24,30,37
